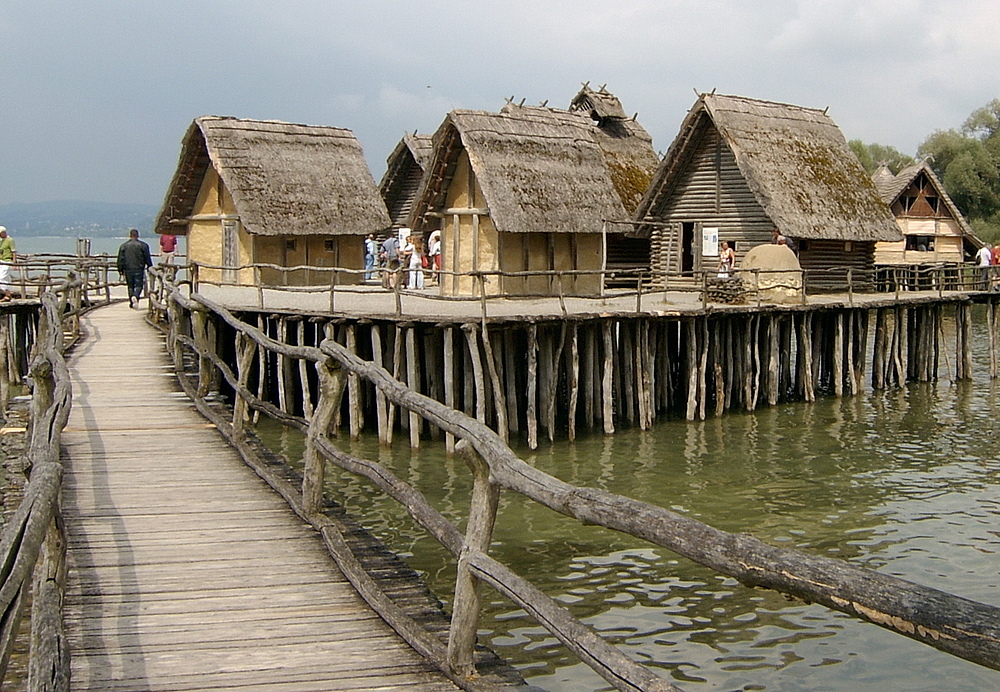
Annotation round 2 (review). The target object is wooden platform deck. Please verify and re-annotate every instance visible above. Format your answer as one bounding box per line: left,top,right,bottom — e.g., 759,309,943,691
60,302,461,691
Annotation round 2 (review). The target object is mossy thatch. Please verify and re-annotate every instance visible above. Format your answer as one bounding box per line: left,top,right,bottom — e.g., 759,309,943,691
156,117,390,237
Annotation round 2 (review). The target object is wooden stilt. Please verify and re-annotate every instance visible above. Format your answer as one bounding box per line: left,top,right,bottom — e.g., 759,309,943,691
298,320,314,420
481,323,508,442
685,319,698,421
601,321,615,434
527,323,539,448
443,326,456,453
568,323,579,441
370,323,389,445
503,330,520,435
406,326,421,449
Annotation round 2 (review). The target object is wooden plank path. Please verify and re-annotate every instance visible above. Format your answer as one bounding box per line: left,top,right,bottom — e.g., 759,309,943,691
60,302,462,691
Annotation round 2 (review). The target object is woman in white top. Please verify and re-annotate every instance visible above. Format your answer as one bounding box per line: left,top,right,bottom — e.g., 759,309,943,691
406,237,425,289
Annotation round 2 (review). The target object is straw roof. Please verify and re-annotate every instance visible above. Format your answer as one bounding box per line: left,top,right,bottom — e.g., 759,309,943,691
570,85,661,216
873,161,976,239
411,92,658,234
155,116,390,237
379,133,433,227
638,93,902,242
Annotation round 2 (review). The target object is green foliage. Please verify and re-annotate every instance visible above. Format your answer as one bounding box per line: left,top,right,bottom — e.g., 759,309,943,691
917,99,1000,232
848,139,914,174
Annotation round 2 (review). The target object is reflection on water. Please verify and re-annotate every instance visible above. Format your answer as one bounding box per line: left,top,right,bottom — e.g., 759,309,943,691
260,307,1000,691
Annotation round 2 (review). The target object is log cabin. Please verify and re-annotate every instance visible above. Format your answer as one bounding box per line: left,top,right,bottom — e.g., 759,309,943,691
380,133,433,229
872,160,981,266
635,93,902,292
155,116,391,287
409,88,658,297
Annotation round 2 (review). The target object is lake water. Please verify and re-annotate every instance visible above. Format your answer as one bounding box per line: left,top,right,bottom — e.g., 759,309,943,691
260,305,1000,692
11,235,183,259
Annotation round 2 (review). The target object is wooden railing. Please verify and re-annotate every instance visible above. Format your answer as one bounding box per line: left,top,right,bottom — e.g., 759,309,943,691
176,258,992,321
151,277,1000,691
0,258,120,691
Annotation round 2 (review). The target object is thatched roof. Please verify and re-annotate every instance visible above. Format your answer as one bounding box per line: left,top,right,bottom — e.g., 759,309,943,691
411,92,659,234
379,133,433,227
873,161,977,239
155,116,390,237
637,94,902,242
570,85,661,216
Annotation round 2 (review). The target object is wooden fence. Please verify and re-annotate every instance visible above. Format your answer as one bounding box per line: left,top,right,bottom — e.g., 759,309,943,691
150,276,1000,691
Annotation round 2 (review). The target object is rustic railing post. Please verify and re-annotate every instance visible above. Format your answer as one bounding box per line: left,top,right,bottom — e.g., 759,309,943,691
28,514,69,692
303,357,341,513
231,333,257,441
447,439,499,678
191,308,213,399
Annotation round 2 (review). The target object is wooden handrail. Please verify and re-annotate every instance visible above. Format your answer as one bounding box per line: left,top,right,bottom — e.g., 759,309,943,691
154,284,1000,690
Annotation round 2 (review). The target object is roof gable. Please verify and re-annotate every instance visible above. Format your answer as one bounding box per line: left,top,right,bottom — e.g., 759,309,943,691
874,161,975,237
156,117,390,236
638,94,902,242
412,105,629,234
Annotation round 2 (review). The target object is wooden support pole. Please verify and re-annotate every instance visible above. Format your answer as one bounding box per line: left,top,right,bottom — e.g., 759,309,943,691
990,302,999,380
370,323,389,445
443,326,457,453
503,330,520,435
346,324,363,439
567,323,579,441
463,324,487,426
698,317,709,420
873,308,886,390
601,321,615,434
480,323,508,442
446,440,500,678
767,315,780,405
406,326,421,449
385,325,404,445
527,324,540,448
833,313,844,397
685,319,698,421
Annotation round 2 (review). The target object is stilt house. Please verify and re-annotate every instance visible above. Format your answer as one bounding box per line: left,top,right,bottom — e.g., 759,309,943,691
635,94,902,292
409,90,658,297
872,161,981,265
379,133,433,229
155,117,390,286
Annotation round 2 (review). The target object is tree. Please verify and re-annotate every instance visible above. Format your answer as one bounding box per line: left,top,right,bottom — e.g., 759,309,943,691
848,140,914,175
918,100,1000,236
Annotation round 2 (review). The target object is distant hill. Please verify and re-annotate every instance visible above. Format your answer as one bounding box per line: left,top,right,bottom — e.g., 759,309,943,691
0,200,159,237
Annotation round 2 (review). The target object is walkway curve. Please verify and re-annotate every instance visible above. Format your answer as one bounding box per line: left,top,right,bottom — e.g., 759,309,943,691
61,301,460,691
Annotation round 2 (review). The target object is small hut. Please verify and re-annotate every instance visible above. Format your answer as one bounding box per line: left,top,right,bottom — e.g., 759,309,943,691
410,90,658,297
379,133,434,229
635,93,902,292
155,116,390,286
872,161,981,266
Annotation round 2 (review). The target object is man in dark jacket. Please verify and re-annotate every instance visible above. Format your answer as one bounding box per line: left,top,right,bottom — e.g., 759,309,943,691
117,229,153,308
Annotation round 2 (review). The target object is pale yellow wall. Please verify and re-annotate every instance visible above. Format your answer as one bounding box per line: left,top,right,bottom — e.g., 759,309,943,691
440,150,499,295
875,217,966,265
253,235,364,286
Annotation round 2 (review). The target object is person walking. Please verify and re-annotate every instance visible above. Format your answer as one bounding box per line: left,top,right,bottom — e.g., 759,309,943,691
364,233,378,281
117,229,153,308
0,226,17,301
380,231,401,288
977,243,993,290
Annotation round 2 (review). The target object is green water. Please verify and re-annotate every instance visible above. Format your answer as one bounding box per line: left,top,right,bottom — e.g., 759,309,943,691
259,313,1000,692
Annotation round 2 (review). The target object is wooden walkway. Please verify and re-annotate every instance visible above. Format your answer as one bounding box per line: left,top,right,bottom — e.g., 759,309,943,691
60,302,461,691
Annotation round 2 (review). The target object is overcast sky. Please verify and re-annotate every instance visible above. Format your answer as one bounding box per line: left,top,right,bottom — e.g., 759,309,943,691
2,0,999,207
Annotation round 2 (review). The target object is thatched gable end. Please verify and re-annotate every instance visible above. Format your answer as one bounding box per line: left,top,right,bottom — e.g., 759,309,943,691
413,105,629,235
639,94,901,242
380,133,434,228
156,116,390,237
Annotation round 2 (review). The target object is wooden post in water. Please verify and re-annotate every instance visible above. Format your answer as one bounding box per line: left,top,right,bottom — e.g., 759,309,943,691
990,302,999,379
406,326,421,449
347,323,363,440
443,326,456,453
297,320,314,420
527,324,539,448
567,323,579,441
370,323,389,445
481,323,508,442
601,321,615,434
446,440,499,678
